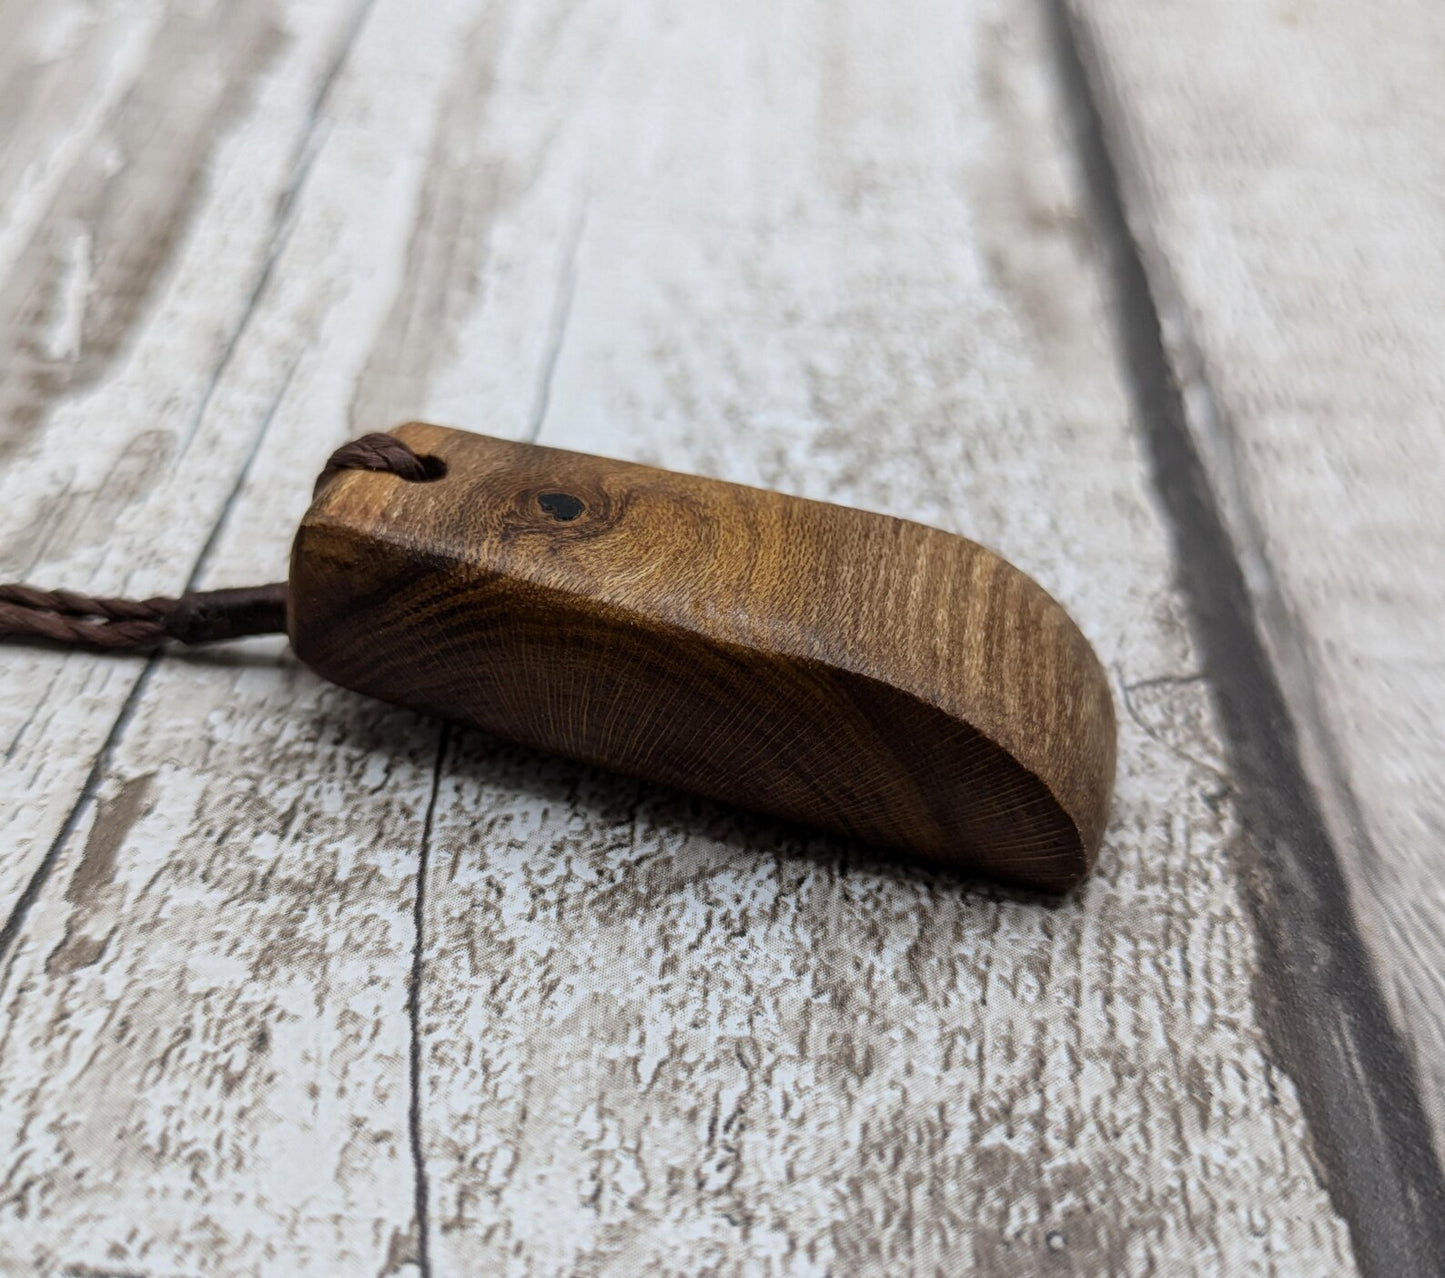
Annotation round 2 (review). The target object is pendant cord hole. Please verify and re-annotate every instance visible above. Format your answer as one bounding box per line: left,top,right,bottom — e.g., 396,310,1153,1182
313,432,447,495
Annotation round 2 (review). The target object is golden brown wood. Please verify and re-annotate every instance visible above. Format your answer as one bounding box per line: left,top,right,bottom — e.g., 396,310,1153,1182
288,423,1116,891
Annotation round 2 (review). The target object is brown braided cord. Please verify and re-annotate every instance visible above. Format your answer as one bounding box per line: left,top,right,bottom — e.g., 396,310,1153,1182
313,431,437,494
0,582,290,650
0,432,433,651
0,585,176,649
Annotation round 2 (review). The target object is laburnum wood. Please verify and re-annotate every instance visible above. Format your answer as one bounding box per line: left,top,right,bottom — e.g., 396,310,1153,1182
289,423,1116,891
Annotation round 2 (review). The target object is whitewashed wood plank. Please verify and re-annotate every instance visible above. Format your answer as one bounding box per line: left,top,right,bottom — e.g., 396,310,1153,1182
0,0,365,924
0,0,165,286
1067,0,1445,1172
0,0,566,1272
401,1,1357,1273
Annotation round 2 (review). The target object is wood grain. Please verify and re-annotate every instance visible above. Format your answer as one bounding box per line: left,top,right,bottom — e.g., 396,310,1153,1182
1069,0,1445,1173
0,0,1378,1273
293,426,1116,892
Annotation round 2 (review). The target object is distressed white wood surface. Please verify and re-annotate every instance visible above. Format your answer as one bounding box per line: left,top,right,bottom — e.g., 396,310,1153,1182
1070,0,1445,1166
0,0,1365,1275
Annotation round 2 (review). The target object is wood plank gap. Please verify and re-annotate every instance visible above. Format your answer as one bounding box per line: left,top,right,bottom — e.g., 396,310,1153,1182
409,723,449,1278
0,655,155,987
1040,1,1445,1273
525,200,589,442
179,0,381,453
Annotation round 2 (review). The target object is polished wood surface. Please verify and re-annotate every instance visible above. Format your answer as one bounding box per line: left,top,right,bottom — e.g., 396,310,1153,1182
290,424,1116,891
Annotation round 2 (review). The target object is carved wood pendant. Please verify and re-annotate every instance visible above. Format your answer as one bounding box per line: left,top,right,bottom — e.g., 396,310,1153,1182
289,423,1116,892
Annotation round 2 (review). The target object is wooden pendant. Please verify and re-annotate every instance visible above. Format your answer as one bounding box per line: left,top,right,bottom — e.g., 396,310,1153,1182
288,423,1116,892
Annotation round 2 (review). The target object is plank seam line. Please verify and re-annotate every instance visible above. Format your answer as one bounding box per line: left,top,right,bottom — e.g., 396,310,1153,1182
399,114,586,1278
181,0,382,452
0,659,155,989
526,198,589,442
409,722,448,1278
1039,2,1445,1275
